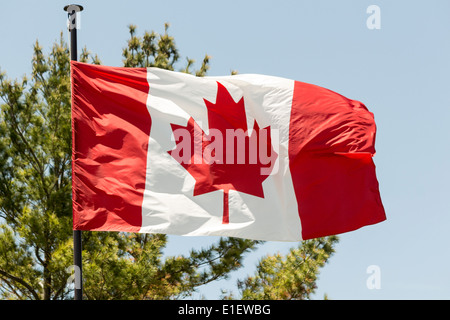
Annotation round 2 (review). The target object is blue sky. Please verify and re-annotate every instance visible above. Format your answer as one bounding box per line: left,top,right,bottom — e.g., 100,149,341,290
1,0,449,299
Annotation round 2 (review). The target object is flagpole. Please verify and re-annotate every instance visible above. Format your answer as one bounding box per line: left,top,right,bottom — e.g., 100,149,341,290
64,3,84,301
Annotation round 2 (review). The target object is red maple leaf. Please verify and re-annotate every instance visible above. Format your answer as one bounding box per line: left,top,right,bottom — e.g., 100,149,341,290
168,82,277,224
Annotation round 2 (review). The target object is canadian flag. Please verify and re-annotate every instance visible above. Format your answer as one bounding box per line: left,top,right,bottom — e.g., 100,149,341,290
71,61,385,241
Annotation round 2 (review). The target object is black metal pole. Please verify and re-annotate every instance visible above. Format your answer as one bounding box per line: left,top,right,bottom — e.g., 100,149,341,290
64,4,84,301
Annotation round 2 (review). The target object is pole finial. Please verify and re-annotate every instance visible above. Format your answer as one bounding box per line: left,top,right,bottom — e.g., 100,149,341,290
64,4,84,12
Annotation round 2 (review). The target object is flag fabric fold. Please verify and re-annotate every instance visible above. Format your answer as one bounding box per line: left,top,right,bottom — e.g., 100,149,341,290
71,61,385,241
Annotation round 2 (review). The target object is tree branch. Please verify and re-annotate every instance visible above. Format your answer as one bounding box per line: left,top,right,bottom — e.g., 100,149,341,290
0,269,40,300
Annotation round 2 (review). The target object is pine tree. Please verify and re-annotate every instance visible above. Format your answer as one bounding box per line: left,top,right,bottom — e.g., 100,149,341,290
232,236,338,300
